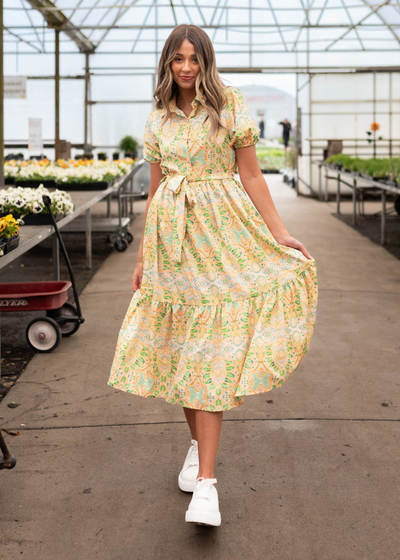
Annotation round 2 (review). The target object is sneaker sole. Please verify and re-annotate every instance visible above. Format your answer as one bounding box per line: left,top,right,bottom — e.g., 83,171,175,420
178,475,196,493
185,510,221,527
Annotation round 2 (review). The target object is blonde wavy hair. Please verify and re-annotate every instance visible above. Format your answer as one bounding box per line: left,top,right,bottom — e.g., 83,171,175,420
154,24,228,142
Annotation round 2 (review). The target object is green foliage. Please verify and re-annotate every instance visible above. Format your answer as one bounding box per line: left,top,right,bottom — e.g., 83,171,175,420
327,154,400,181
119,135,138,153
256,146,285,170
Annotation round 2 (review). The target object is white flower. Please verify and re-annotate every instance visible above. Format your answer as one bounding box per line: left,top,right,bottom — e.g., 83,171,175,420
33,203,44,214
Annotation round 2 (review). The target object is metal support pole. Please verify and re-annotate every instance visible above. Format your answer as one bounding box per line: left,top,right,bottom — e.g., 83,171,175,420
352,178,357,226
52,233,60,281
295,74,299,196
309,74,312,195
117,183,122,228
373,72,376,158
85,208,92,269
389,73,392,159
295,105,301,195
381,189,386,246
55,30,60,160
84,53,90,153
318,164,322,200
107,193,111,218
336,174,341,214
0,0,4,187
130,176,134,215
325,171,328,202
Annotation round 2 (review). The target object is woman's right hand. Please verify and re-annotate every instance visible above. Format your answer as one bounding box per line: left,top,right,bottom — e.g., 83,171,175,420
132,261,143,292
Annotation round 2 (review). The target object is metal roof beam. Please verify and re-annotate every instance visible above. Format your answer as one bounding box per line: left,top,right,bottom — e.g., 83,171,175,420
11,23,398,29
24,0,96,53
325,0,392,51
361,0,400,44
4,26,42,52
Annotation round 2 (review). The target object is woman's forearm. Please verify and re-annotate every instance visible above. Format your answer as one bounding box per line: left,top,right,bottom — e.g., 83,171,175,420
235,145,290,243
241,172,290,242
136,163,163,264
136,193,155,262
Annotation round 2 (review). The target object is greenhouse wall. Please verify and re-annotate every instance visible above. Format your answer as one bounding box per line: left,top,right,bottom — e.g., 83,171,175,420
297,72,400,196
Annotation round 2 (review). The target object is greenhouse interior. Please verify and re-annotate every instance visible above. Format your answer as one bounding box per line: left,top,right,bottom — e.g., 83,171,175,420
0,1,399,557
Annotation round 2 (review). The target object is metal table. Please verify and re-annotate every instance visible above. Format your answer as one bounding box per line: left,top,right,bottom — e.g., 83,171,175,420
0,162,145,278
313,161,400,245
61,159,145,251
0,187,114,278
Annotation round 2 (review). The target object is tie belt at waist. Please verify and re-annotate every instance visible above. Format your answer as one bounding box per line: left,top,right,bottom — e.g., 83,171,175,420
158,173,234,264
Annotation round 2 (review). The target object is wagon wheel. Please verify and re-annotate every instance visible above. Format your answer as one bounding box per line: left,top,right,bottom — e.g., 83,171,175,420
125,231,133,244
26,317,61,353
114,238,128,252
56,302,81,337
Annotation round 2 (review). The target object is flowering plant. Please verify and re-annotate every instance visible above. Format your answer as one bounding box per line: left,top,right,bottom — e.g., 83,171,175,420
4,157,134,185
0,214,20,239
0,185,74,217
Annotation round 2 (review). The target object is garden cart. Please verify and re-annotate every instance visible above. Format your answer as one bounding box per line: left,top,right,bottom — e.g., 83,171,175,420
0,195,85,352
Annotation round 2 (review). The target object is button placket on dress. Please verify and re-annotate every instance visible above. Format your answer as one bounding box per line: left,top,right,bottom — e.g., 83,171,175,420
163,98,199,265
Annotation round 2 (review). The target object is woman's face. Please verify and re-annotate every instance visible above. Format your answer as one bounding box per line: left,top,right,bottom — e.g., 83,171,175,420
171,39,200,90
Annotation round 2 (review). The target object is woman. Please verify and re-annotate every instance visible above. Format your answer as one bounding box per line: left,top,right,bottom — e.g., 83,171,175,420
108,24,318,527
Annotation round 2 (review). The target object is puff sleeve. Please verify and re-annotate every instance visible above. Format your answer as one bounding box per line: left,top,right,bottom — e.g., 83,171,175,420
143,112,162,163
229,87,260,148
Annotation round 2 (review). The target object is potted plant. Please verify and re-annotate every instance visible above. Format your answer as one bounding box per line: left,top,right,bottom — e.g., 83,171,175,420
0,185,74,225
0,215,20,256
119,136,138,159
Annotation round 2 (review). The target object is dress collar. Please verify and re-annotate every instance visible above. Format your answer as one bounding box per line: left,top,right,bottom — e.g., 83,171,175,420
169,90,206,117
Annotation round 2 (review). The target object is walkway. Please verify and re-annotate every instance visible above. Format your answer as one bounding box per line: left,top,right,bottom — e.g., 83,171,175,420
1,175,399,559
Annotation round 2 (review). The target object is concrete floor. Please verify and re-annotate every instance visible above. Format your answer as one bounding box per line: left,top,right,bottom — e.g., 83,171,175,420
0,176,399,560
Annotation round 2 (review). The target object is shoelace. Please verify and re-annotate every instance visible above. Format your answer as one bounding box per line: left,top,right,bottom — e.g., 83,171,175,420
183,440,199,471
194,478,217,501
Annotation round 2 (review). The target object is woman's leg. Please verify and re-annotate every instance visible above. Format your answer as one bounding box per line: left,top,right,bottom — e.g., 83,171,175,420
195,410,223,479
183,407,197,440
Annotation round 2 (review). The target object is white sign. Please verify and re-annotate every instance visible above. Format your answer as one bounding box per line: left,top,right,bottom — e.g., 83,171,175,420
4,76,27,99
29,118,43,152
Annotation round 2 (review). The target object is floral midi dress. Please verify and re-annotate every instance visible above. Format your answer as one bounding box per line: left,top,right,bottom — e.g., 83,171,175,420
108,86,318,411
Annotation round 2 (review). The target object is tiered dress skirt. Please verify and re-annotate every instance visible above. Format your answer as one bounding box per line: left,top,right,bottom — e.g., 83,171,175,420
108,171,318,411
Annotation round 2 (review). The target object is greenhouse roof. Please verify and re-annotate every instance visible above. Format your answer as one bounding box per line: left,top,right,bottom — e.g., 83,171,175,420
3,0,400,70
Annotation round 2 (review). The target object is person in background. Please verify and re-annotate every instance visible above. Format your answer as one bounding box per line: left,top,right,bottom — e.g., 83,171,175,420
279,119,292,149
259,118,265,139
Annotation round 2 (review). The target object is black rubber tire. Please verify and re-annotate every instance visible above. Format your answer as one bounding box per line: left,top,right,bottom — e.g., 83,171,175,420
26,317,61,353
126,231,133,244
114,238,128,252
57,302,81,337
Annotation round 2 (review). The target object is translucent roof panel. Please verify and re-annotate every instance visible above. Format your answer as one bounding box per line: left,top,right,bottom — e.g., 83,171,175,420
3,0,400,69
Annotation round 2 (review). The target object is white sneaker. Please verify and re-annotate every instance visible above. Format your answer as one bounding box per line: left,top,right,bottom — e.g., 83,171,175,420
178,439,199,493
185,478,221,527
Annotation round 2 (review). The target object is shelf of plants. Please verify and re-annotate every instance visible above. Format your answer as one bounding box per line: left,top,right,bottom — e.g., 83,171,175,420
326,155,400,187
0,185,75,227
4,157,135,191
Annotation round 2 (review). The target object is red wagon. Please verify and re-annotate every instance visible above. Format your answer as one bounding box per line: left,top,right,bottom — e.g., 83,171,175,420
0,281,82,352
0,195,85,353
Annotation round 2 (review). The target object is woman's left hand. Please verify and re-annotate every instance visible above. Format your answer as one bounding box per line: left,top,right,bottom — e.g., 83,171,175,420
274,235,313,259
